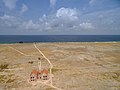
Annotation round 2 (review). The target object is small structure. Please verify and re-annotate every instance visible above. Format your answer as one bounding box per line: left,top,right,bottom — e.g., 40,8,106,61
38,58,41,73
19,41,23,43
29,57,48,81
30,69,39,81
41,68,48,80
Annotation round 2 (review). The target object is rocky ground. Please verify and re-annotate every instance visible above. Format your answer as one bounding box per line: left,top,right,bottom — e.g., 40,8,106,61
0,42,120,90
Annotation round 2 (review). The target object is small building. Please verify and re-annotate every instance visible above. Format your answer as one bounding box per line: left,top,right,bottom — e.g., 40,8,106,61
41,69,48,80
30,69,39,81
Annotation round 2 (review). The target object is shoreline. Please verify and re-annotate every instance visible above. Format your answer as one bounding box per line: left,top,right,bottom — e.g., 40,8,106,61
0,41,120,44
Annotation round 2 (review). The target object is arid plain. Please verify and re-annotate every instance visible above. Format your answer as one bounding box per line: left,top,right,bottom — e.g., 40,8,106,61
0,42,120,90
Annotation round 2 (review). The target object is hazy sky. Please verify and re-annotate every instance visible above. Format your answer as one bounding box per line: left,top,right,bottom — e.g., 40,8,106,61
0,0,120,35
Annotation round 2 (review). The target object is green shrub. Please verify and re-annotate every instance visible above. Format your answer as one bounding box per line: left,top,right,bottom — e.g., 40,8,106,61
6,78,15,83
28,61,34,64
0,64,9,71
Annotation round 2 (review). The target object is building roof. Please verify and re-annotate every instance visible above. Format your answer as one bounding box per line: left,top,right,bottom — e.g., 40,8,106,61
41,69,48,74
31,69,39,76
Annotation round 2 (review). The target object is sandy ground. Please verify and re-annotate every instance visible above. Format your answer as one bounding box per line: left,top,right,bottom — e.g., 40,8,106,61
0,42,120,90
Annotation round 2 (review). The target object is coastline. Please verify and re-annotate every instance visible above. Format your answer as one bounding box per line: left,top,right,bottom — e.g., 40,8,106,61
0,35,120,44
0,41,120,45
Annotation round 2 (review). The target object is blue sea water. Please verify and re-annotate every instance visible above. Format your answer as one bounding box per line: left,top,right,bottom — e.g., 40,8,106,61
0,35,120,43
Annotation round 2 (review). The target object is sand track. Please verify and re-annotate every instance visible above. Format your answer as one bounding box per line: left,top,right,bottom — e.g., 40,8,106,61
7,43,62,90
0,42,120,90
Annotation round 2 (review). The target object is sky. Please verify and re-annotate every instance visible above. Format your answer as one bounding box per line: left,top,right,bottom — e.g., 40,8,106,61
0,0,120,35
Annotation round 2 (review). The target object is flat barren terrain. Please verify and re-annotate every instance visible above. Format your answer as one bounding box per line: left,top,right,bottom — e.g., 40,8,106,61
0,42,120,90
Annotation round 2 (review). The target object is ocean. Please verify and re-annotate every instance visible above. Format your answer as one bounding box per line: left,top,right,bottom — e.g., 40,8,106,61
0,35,120,43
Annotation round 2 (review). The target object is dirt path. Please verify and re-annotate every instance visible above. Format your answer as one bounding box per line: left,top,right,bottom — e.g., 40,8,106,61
0,42,120,90
8,43,63,90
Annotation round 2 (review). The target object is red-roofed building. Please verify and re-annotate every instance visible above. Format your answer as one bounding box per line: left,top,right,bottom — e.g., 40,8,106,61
30,69,39,81
41,69,48,80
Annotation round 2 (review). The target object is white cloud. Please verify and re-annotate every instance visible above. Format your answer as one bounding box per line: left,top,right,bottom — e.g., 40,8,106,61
2,0,18,10
0,14,19,27
0,14,19,24
21,20,40,30
0,14,14,20
56,7,78,21
89,0,96,5
0,4,120,35
50,0,56,8
89,0,108,6
0,9,94,34
79,22,94,29
21,4,28,13
0,14,41,31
